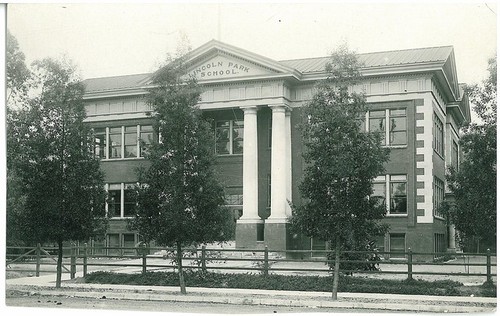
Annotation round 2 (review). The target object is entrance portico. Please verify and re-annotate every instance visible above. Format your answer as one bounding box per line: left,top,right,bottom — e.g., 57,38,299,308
235,103,293,249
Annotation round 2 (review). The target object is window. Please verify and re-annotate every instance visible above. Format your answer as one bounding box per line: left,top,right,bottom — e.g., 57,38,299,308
107,184,122,218
367,108,407,146
390,175,407,214
433,113,444,156
433,177,445,217
389,233,406,258
451,140,459,170
123,234,136,254
311,238,327,257
107,234,120,255
372,176,386,209
93,128,106,159
225,194,243,206
123,184,136,217
389,109,407,145
369,110,386,145
371,175,407,215
140,125,154,157
215,120,244,155
108,127,122,158
434,233,446,256
98,124,154,159
124,126,137,158
107,183,136,218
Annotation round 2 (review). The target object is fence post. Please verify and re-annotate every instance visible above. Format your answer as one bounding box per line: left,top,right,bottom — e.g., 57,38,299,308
70,243,76,279
35,243,41,277
142,243,147,275
201,245,207,272
263,246,269,276
83,243,88,277
486,248,492,283
407,248,413,280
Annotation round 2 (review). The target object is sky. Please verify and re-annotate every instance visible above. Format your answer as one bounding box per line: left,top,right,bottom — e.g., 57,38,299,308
6,1,498,86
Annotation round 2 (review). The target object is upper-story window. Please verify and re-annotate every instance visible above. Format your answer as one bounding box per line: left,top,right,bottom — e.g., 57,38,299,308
93,128,106,159
433,113,444,157
124,126,138,158
215,120,244,155
389,109,407,145
93,124,154,160
109,127,123,159
433,176,445,218
140,125,154,157
367,109,407,146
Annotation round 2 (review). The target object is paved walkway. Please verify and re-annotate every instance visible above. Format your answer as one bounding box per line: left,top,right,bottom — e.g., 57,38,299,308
5,272,497,313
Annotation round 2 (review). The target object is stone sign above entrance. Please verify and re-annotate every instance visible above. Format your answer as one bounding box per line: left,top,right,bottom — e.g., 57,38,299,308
188,54,277,80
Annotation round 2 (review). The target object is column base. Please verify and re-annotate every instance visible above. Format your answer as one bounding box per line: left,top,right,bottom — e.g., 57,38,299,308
264,221,289,251
235,219,264,249
446,248,457,254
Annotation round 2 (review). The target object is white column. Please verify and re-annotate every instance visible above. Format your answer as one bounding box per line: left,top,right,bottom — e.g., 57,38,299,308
268,105,288,222
285,110,292,217
239,106,260,222
448,224,456,250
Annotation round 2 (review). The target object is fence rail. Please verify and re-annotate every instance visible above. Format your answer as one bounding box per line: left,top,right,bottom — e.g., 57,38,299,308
6,244,497,283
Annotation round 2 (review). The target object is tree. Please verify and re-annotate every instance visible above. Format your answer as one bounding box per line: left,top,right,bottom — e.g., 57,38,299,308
129,56,233,294
6,29,31,106
6,30,31,247
290,45,390,300
7,58,107,288
445,56,497,251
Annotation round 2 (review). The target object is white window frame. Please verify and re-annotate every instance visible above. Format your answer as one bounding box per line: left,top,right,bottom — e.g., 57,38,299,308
433,113,444,157
215,119,244,155
106,182,136,218
372,174,408,216
365,108,407,147
103,124,152,160
433,176,445,219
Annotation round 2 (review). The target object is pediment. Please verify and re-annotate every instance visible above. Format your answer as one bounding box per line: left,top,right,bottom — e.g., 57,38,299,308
184,40,300,81
188,52,278,80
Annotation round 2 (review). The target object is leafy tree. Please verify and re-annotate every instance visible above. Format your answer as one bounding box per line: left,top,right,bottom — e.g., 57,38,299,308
6,31,31,247
7,58,107,288
290,45,390,300
6,29,31,106
445,56,497,251
129,56,233,294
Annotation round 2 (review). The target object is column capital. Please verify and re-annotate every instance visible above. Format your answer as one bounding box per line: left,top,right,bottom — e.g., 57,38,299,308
268,104,291,112
240,105,259,114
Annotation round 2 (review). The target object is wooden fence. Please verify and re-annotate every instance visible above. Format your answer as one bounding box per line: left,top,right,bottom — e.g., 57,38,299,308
6,244,497,283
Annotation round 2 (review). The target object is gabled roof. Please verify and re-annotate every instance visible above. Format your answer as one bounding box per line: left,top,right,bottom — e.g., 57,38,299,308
83,73,150,93
280,46,454,73
82,41,461,102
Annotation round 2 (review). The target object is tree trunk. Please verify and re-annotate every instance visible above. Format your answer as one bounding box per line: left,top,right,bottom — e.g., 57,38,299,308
176,241,187,294
332,235,340,300
56,239,63,288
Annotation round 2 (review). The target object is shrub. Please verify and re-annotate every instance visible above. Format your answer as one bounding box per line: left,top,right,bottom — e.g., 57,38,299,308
81,271,481,296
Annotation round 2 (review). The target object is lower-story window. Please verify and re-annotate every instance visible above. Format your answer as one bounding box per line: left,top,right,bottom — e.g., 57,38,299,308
389,233,406,258
311,238,327,257
107,233,120,256
434,233,446,257
123,233,136,254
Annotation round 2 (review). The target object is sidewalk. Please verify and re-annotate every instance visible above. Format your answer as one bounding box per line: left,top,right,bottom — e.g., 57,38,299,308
5,272,497,313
